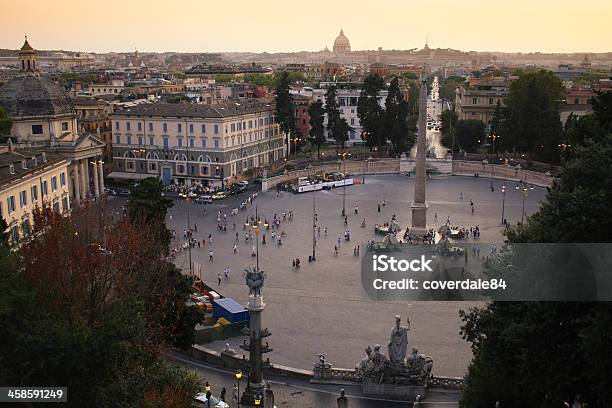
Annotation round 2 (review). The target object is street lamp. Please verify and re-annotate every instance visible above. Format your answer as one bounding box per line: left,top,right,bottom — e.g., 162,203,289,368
361,131,369,183
254,393,262,406
132,147,146,181
500,184,506,224
235,369,243,407
338,152,350,217
488,133,497,190
312,190,316,261
215,165,224,190
516,182,534,224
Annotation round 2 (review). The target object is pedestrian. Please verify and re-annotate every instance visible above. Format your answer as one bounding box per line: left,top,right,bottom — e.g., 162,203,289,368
224,267,230,279
324,226,328,236
434,212,438,222
377,204,381,213
337,237,341,247
209,250,214,262
217,273,221,285
460,192,463,200
464,250,468,263
194,223,198,232
334,245,338,256
233,244,237,254
220,387,226,402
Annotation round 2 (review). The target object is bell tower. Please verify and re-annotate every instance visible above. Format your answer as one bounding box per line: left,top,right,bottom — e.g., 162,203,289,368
19,35,37,73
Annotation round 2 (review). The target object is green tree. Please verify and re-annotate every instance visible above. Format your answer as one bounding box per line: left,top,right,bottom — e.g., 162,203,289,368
128,177,173,249
0,106,12,141
440,109,458,151
460,93,612,408
357,74,386,152
274,71,296,155
499,70,564,163
454,119,485,152
440,75,464,102
384,77,414,154
308,100,326,159
324,86,346,152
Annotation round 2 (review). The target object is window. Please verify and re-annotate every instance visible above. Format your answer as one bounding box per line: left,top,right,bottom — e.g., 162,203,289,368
189,124,194,133
138,136,143,145
177,164,185,174
149,136,154,145
61,122,69,131
472,98,477,104
127,135,131,145
8,195,16,213
488,98,494,105
214,124,219,134
149,123,153,132
22,217,31,237
127,161,134,170
10,224,18,243
61,195,69,212
201,124,206,133
178,123,182,133
214,139,219,148
60,172,66,186
42,180,48,196
31,185,38,202
116,135,121,144
52,199,60,213
231,123,236,132
163,123,168,133
189,138,194,148
19,190,27,208
178,138,183,147
51,176,58,192
201,138,207,148
137,122,142,131
350,118,355,126
149,163,157,171
31,124,43,135
115,121,120,130
163,137,169,149
126,122,131,131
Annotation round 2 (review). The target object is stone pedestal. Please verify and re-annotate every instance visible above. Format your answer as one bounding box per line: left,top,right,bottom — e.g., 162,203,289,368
362,379,427,401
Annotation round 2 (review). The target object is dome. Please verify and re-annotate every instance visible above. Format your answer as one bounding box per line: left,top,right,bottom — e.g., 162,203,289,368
333,29,351,53
0,75,75,117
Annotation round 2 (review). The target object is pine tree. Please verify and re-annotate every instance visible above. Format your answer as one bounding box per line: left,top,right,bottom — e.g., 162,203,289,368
274,71,296,155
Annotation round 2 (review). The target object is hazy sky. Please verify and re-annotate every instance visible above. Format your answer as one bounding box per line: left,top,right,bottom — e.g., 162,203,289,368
1,0,611,53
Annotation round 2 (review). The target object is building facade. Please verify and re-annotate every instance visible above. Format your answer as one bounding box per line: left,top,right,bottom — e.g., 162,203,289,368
454,78,511,129
0,37,106,204
0,147,71,243
73,96,114,160
109,100,286,186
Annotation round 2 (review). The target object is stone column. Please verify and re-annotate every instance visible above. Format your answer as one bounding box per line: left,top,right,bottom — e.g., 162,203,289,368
92,158,100,198
98,160,105,192
411,77,429,235
73,162,81,204
80,159,88,200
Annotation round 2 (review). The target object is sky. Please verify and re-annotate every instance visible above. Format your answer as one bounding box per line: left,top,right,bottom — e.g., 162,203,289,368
1,0,611,54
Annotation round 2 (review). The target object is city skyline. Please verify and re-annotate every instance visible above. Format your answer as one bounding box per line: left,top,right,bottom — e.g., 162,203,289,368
1,0,611,54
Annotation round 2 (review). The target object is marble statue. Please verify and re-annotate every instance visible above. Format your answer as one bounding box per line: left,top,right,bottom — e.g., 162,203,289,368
388,315,410,363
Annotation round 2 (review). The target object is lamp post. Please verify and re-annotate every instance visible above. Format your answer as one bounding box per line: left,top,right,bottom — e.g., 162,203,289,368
312,190,316,261
235,369,242,407
215,165,225,190
516,182,534,224
133,147,146,181
338,152,350,217
489,133,497,190
361,131,369,183
500,184,506,224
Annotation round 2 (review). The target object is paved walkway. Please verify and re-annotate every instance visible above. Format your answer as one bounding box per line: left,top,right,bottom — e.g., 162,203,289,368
167,174,546,378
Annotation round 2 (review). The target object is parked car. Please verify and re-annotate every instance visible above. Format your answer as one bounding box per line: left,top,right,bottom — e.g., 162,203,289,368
193,393,229,408
195,195,213,204
230,185,247,195
117,188,130,197
104,187,118,196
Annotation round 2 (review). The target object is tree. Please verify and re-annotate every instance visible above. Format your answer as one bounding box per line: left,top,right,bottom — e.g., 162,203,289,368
324,86,347,152
440,75,464,102
308,100,326,159
0,106,12,141
128,177,174,249
499,70,564,163
454,119,485,152
384,77,414,154
357,74,386,153
0,201,202,406
460,93,612,408
274,71,296,155
440,109,458,151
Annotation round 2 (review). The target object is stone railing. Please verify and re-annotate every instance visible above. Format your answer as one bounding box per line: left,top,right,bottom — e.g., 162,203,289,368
452,160,554,187
429,376,464,390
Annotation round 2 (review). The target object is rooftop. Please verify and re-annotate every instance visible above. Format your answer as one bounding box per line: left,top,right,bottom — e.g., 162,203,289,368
112,100,276,119
0,146,66,188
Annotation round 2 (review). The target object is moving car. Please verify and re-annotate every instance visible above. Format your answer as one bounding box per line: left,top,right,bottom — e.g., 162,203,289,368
212,191,227,200
195,195,213,204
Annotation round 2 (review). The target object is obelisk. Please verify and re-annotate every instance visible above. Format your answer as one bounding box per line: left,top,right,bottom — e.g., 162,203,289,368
410,76,428,235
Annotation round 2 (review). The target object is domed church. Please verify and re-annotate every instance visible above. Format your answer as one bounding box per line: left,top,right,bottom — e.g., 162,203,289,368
0,37,106,203
333,29,351,53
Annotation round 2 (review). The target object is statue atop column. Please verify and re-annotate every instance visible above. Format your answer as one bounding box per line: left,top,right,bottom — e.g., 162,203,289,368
388,315,410,363
244,266,265,297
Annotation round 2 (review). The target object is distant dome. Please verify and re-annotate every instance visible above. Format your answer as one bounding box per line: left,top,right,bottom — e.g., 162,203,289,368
333,29,351,53
0,76,74,117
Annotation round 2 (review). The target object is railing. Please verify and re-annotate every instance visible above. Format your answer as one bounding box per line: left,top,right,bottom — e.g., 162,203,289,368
429,376,464,390
329,368,362,383
324,368,463,390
